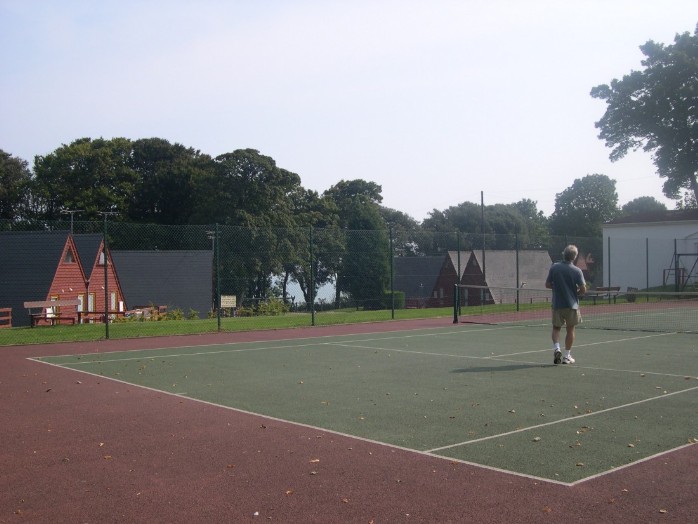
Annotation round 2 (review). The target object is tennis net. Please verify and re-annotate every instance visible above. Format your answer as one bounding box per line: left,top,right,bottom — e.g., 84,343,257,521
452,284,698,334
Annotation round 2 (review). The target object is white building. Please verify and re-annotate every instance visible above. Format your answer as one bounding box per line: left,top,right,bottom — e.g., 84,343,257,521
602,210,698,291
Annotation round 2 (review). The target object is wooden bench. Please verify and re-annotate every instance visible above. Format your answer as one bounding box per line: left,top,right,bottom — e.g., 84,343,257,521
0,308,11,328
585,286,621,305
24,300,80,327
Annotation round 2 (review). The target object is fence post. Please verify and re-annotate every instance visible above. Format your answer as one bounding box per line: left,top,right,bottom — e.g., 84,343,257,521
514,231,521,311
216,223,221,332
607,236,612,303
456,231,461,316
674,238,679,292
103,214,109,340
309,226,315,326
389,227,394,319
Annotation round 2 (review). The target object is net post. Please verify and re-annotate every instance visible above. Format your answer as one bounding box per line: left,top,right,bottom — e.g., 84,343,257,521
453,284,459,323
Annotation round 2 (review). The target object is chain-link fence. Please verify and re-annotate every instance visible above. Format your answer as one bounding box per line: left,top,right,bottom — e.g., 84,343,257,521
0,219,693,343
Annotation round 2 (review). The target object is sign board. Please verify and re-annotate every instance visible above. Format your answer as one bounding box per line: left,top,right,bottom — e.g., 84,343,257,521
220,295,237,308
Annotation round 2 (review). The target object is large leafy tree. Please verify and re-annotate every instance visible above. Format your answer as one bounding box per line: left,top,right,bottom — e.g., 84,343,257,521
32,137,138,220
549,174,619,238
127,138,214,224
620,196,667,216
421,200,537,251
0,149,31,221
591,25,698,202
191,148,300,227
324,179,390,308
282,188,343,307
191,149,303,301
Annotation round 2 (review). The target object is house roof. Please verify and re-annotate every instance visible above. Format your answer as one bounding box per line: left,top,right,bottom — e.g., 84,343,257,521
72,234,104,280
447,251,472,280
393,256,446,297
470,250,552,291
606,209,698,225
111,250,213,315
0,231,71,322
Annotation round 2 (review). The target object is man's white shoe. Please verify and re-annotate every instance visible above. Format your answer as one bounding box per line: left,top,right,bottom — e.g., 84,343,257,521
562,355,575,364
554,349,562,365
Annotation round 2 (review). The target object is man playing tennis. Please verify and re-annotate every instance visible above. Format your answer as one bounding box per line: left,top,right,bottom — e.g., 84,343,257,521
546,245,586,365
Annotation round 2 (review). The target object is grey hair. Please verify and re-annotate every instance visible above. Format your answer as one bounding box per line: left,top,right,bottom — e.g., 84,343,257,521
563,245,578,262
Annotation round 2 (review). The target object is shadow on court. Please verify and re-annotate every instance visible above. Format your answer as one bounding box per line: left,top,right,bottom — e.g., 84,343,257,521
451,362,550,373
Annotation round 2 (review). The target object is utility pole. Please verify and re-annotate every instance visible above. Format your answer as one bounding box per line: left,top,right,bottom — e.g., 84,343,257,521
98,211,119,339
60,209,83,235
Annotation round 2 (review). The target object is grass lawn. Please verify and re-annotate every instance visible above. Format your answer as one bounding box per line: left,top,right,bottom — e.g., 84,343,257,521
0,307,455,346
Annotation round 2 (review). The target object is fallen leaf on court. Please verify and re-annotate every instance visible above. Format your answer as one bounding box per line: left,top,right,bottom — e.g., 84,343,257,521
99,442,104,447
226,464,235,469
341,498,349,503
298,380,303,384
628,443,635,448
309,458,320,463
508,409,516,413
310,471,318,475
576,462,584,467
542,506,552,513
285,489,294,496
659,509,668,513
532,437,541,442
103,455,113,460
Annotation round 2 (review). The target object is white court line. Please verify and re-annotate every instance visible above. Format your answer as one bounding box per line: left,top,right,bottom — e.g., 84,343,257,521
29,323,481,360
492,332,676,358
328,331,695,379
32,357,571,486
426,384,698,453
32,323,523,365
32,349,698,488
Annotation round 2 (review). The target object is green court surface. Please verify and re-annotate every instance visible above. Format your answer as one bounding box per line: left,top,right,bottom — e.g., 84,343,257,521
35,324,698,484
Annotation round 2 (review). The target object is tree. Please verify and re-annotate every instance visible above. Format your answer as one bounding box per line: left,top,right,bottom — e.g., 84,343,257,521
127,138,214,224
676,190,697,209
32,138,138,220
421,200,538,251
324,180,389,308
591,25,698,202
0,150,31,221
549,174,619,238
191,149,304,302
283,188,343,307
380,206,422,257
339,204,390,309
191,149,300,228
621,196,668,216
510,199,549,248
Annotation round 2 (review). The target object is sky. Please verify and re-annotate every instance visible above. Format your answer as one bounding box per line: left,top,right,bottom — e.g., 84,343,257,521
1,0,696,221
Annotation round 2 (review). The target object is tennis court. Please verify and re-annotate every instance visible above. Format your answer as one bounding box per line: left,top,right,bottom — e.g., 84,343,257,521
34,320,698,485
